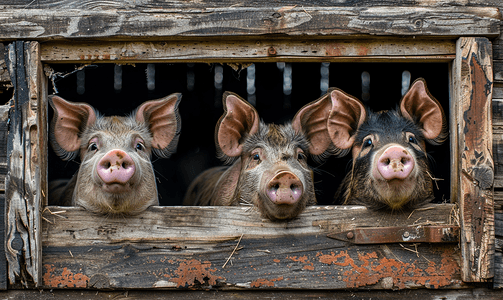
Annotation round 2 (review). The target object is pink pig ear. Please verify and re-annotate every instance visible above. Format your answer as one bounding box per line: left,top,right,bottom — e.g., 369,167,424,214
49,95,97,161
216,92,260,159
400,78,447,145
136,93,182,158
292,93,335,156
326,89,366,155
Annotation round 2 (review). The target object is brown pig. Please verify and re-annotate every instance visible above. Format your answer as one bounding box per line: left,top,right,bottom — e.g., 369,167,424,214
183,92,337,221
48,94,181,216
327,78,448,210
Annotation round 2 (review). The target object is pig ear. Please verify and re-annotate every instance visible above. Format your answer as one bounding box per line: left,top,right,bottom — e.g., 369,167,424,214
327,89,366,155
400,78,448,145
136,93,182,158
216,92,260,160
292,93,336,157
49,95,97,161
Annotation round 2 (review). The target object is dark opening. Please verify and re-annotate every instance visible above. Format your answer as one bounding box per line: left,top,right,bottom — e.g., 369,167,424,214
47,62,450,206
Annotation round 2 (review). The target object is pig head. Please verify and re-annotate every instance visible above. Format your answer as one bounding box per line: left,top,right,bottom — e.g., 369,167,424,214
183,92,336,220
327,79,448,210
49,94,181,215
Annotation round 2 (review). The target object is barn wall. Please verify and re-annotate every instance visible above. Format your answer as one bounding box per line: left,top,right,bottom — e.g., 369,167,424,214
0,0,502,291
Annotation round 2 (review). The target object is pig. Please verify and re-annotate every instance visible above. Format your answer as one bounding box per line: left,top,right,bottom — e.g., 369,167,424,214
183,92,337,221
327,78,447,210
48,93,182,216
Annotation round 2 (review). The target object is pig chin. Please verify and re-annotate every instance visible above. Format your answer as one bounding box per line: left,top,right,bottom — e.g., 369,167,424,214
256,192,306,221
74,170,157,216
372,178,417,210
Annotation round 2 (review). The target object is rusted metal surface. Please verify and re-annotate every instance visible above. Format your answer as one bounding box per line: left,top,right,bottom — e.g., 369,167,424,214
328,225,460,244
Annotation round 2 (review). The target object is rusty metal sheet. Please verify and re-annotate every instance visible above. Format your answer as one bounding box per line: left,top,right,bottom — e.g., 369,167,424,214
327,225,460,244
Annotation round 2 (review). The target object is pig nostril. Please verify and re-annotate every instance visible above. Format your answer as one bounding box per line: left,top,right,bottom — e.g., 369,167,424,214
105,162,111,169
274,184,280,191
122,162,127,168
384,158,390,165
401,157,407,164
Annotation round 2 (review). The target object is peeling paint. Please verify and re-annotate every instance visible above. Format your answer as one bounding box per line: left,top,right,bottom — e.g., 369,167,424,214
250,276,284,288
43,264,89,288
169,259,223,288
316,249,460,289
287,255,315,271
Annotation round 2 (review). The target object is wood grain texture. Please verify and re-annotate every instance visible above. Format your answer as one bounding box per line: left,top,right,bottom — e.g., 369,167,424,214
0,194,6,290
452,37,495,282
0,105,8,193
4,41,45,287
0,0,501,12
40,39,456,63
494,212,503,288
41,204,462,290
0,6,499,41
7,288,503,300
0,103,7,290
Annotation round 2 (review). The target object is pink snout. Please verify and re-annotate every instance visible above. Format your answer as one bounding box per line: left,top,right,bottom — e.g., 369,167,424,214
266,171,303,205
377,146,415,180
97,149,136,185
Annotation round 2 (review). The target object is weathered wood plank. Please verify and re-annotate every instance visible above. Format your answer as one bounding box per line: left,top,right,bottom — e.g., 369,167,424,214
0,7,499,41
495,212,503,288
0,193,6,290
41,204,461,290
4,41,45,287
494,61,503,83
0,105,8,193
40,39,457,64
493,131,503,188
0,0,501,12
0,43,10,83
43,204,454,246
452,37,495,282
0,103,7,290
6,288,503,300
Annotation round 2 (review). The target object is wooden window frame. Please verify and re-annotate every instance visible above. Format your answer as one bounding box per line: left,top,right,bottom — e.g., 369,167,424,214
0,6,498,291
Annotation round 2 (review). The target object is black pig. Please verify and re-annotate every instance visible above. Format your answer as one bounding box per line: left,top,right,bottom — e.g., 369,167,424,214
328,78,447,210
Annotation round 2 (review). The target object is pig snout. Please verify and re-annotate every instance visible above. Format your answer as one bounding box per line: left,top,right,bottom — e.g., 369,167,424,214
266,171,303,205
97,149,136,187
376,146,415,180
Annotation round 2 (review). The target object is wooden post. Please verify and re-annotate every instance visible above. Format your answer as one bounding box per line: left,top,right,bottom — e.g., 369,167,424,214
0,104,8,290
5,41,46,287
452,37,495,282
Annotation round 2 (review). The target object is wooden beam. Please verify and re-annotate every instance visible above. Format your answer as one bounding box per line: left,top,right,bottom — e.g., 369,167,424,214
40,39,456,64
0,0,501,11
452,37,495,282
40,204,463,290
4,41,45,287
0,6,499,41
7,288,503,300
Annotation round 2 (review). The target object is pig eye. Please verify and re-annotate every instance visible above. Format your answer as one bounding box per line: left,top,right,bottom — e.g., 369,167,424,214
297,152,306,160
253,153,260,161
408,135,417,144
363,138,373,148
88,143,98,152
135,142,145,151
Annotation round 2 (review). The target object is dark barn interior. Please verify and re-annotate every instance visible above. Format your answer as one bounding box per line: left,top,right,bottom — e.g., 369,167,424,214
47,62,451,206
